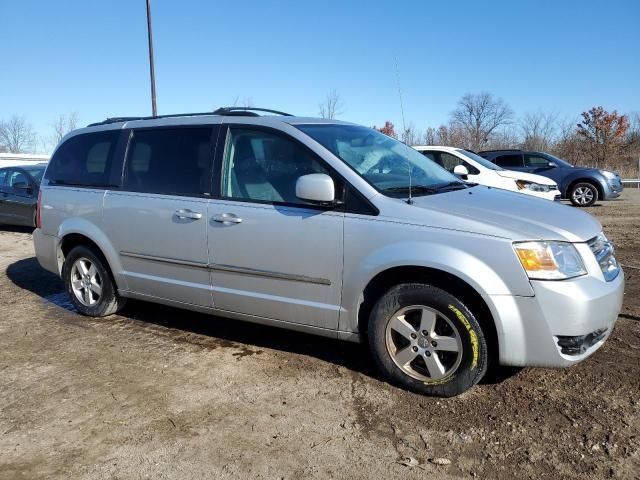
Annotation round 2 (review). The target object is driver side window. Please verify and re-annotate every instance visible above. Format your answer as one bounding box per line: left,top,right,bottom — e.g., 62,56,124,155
8,170,31,191
438,153,480,175
221,128,333,205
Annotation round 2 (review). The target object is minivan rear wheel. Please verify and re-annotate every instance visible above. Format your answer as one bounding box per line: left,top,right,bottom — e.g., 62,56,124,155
62,245,125,317
368,283,488,397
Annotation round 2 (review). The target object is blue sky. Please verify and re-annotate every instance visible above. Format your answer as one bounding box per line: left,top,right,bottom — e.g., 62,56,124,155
1,0,638,151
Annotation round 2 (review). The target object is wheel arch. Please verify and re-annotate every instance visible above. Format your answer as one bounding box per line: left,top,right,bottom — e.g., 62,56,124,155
567,177,604,200
56,220,125,290
356,265,499,364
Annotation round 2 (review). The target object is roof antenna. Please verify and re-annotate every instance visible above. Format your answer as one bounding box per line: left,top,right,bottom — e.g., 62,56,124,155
395,57,412,204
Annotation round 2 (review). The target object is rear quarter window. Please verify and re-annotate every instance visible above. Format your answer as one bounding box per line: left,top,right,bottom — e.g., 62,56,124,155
45,130,121,187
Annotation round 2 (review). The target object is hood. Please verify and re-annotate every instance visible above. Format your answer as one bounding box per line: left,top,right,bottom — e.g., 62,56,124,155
403,186,601,242
496,170,557,186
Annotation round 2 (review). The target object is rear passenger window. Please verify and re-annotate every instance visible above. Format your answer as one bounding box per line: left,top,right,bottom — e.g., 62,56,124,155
123,128,213,197
494,154,524,168
45,131,121,187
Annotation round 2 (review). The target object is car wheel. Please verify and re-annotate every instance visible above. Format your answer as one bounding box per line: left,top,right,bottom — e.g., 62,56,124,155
62,245,125,317
368,283,488,397
570,182,598,207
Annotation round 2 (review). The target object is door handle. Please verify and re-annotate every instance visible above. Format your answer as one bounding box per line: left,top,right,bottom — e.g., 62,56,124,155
212,213,243,224
174,209,202,220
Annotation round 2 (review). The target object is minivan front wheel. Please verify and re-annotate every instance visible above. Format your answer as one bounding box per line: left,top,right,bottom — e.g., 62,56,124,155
570,182,598,207
63,245,125,317
368,284,488,397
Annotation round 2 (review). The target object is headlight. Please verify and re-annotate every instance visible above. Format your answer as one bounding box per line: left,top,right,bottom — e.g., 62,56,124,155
513,241,587,280
599,170,617,179
515,180,551,192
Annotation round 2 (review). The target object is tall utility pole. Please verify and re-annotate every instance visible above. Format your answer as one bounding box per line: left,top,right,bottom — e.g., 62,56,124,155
146,0,158,117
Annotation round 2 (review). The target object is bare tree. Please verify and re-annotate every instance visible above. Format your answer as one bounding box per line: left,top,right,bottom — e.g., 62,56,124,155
423,127,438,145
400,122,421,145
52,112,79,144
318,89,344,119
0,115,37,153
552,117,583,166
519,111,558,151
450,92,513,151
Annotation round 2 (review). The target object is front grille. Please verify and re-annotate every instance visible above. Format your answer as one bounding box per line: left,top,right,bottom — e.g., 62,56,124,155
588,233,620,281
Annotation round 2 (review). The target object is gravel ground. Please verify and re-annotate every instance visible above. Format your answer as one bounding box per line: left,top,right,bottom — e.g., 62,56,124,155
1,191,639,480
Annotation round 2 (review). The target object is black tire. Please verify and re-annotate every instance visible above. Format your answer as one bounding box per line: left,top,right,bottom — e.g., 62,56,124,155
368,283,488,397
569,182,598,207
62,245,125,317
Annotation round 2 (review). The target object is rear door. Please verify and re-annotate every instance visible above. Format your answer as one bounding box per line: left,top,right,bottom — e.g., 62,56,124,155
524,153,562,183
207,125,344,330
103,125,219,307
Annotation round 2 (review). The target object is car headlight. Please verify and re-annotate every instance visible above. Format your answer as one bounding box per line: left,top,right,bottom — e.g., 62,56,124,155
513,241,587,280
515,180,551,193
599,170,617,179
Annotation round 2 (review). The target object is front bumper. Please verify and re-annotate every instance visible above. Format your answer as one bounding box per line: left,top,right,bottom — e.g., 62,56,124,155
602,177,624,199
486,268,624,367
524,188,562,201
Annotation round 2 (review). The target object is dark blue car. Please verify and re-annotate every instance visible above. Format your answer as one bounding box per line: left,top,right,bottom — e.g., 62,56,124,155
0,164,46,227
478,150,623,207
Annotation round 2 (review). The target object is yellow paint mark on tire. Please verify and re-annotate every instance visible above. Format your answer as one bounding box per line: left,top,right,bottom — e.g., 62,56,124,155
448,305,479,369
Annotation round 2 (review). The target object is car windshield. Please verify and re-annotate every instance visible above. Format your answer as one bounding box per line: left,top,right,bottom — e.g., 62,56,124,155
456,149,504,171
23,166,46,184
296,124,467,197
544,153,573,168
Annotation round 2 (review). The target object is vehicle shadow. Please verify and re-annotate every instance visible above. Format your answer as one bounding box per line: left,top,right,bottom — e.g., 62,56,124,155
6,257,520,387
6,257,381,381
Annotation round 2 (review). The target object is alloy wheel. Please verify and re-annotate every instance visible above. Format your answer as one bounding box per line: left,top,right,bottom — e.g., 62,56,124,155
385,305,463,382
572,186,594,205
70,257,103,307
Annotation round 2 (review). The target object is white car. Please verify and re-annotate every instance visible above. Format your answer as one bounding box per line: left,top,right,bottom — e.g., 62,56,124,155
413,146,561,201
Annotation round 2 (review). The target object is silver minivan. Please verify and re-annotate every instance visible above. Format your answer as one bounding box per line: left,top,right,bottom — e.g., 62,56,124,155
33,108,624,397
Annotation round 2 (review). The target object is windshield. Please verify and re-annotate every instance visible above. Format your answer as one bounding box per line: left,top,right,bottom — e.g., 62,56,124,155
456,149,504,171
297,124,466,197
544,153,573,168
23,166,46,184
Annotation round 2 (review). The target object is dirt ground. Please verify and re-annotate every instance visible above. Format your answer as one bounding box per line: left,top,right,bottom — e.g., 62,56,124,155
1,191,639,480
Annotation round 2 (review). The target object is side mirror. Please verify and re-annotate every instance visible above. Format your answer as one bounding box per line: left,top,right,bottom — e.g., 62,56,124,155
453,165,469,178
547,161,557,168
296,173,336,204
13,181,32,193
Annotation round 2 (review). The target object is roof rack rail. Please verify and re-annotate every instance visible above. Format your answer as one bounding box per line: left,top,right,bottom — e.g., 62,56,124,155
477,148,523,153
87,107,293,127
212,107,293,116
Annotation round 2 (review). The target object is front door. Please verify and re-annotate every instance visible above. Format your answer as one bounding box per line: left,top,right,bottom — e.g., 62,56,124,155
208,126,344,331
524,153,563,183
103,126,218,307
3,169,36,226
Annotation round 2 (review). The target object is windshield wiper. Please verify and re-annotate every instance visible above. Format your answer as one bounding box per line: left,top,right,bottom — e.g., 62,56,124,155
432,181,468,191
382,185,439,195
